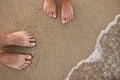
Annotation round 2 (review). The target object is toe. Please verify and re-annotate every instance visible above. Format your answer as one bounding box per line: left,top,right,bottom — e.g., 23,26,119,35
49,11,53,17
28,42,36,47
25,40,36,47
19,65,26,69
25,55,32,60
70,16,73,20
66,18,69,23
67,18,71,23
69,17,72,21
28,36,35,39
22,63,29,67
68,18,71,22
46,10,52,17
17,65,25,70
65,16,73,24
69,16,73,22
24,63,29,67
17,67,22,70
25,61,31,64
52,10,56,18
61,17,66,24
47,11,50,16
65,18,68,24
29,38,36,42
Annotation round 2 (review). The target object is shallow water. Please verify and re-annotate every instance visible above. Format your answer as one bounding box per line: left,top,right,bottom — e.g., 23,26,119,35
65,15,120,80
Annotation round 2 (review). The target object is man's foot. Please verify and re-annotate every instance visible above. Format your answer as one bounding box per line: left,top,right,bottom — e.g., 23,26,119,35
61,0,73,24
0,50,32,70
44,0,57,18
0,31,36,47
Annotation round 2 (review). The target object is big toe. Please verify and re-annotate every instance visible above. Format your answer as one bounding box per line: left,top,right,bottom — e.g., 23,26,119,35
28,42,36,47
25,55,32,60
52,10,56,18
61,17,66,24
24,39,36,47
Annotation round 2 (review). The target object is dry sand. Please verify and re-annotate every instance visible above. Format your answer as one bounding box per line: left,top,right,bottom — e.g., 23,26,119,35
0,0,120,80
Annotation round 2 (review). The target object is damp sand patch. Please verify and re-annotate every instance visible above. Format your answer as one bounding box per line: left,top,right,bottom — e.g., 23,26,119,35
65,15,120,80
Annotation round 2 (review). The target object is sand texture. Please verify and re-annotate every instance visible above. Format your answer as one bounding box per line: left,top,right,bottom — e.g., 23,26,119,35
0,0,120,80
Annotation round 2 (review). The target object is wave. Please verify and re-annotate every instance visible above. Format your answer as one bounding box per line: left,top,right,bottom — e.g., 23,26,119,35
65,15,120,80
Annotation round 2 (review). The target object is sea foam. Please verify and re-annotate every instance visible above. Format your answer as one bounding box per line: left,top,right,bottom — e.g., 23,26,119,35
65,15,120,80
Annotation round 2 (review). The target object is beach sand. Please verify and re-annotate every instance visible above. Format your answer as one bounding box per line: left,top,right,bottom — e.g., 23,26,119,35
0,0,120,80
66,15,120,80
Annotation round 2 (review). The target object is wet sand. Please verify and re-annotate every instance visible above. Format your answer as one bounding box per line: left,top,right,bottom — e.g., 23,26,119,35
66,15,120,80
0,0,120,80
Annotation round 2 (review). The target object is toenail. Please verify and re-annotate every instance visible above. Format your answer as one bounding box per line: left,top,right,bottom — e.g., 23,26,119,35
28,56,32,59
53,15,56,18
62,21,65,24
32,43,35,46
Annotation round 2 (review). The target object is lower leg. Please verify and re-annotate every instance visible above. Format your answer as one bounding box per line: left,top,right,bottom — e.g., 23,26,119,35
61,0,73,24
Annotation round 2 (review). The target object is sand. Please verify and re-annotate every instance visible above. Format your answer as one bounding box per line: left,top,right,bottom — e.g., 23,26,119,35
0,0,120,80
66,15,120,80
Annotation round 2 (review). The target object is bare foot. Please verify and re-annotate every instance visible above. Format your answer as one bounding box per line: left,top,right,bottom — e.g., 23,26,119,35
0,50,32,70
44,0,56,18
0,31,36,47
61,0,73,24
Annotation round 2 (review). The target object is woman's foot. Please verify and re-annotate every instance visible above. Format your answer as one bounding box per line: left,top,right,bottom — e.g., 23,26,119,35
61,0,73,24
44,0,57,18
0,50,32,70
0,31,36,47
